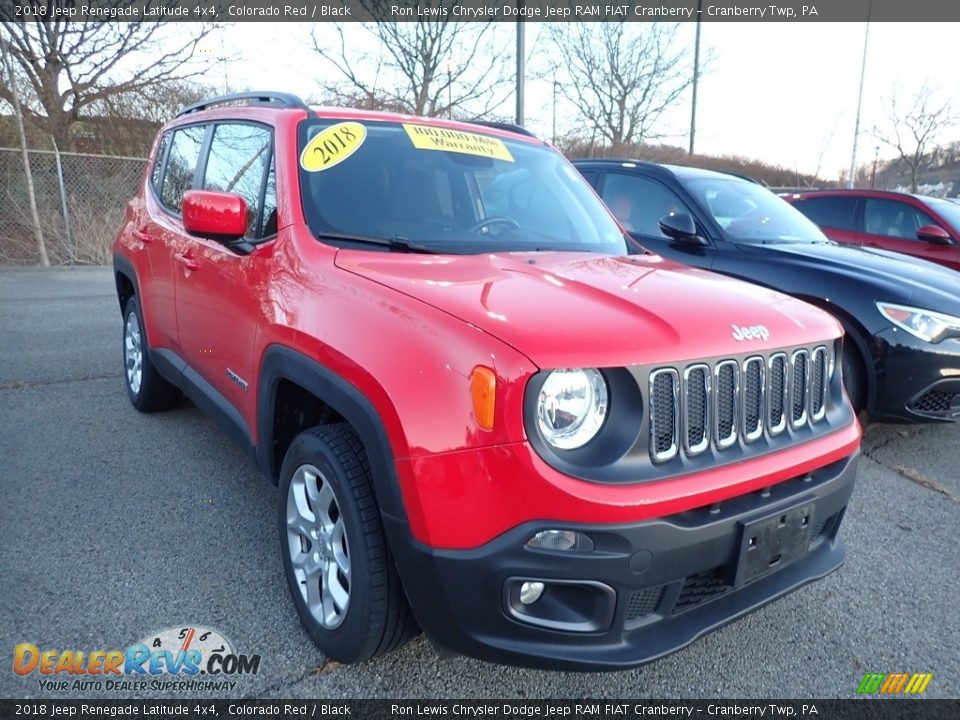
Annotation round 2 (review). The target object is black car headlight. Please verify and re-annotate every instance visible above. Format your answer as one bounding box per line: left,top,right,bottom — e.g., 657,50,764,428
876,302,960,343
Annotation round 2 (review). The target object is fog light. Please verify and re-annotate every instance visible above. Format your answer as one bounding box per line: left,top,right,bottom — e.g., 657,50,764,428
519,581,545,605
526,529,594,551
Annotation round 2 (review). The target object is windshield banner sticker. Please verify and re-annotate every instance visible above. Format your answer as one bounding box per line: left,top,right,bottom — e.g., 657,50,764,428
300,122,367,172
403,124,514,163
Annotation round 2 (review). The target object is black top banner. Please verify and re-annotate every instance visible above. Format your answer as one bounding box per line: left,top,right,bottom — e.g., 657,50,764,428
0,0,957,22
1,700,958,720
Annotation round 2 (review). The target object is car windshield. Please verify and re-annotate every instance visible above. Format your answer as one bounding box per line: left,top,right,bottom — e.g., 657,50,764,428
297,119,627,254
923,197,960,230
685,177,828,244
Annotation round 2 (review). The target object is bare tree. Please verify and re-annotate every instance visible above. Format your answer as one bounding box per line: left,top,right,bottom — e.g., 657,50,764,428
548,23,694,147
0,36,47,266
310,4,510,118
872,85,956,193
0,12,219,150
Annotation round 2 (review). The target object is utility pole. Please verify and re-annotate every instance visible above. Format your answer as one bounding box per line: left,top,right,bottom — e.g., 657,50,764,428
848,1,872,189
515,2,525,126
689,0,703,155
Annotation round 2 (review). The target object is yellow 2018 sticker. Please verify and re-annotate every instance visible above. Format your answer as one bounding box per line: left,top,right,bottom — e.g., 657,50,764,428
403,124,514,162
300,122,367,172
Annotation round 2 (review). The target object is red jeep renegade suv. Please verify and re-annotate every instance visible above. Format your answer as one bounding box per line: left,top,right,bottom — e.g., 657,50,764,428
112,92,861,670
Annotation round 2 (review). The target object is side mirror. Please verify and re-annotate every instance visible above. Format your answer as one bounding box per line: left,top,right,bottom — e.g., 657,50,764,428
916,224,953,245
183,190,249,245
659,212,707,246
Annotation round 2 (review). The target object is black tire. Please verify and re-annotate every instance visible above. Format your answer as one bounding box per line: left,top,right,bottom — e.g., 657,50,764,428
122,297,181,412
278,424,417,664
841,338,866,415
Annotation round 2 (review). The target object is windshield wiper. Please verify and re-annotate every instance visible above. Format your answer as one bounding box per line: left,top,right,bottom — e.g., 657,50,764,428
317,231,436,254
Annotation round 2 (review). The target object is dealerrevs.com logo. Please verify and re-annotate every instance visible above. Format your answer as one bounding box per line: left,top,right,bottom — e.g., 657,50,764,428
13,626,261,693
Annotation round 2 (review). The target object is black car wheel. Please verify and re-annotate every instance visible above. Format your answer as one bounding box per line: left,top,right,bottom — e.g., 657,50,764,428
841,339,866,414
278,424,417,663
122,297,181,412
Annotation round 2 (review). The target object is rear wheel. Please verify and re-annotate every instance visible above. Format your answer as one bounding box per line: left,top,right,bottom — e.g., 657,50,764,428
122,297,180,412
278,424,417,663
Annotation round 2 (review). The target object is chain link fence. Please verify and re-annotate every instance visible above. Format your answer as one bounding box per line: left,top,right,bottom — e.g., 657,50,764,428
0,148,147,266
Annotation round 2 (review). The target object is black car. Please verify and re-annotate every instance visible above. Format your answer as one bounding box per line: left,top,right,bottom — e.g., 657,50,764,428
573,159,960,423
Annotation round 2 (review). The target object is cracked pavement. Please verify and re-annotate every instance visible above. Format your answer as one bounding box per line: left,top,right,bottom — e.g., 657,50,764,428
1,267,958,699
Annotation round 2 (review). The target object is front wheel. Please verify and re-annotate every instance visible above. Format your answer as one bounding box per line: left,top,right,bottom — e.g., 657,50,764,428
278,424,417,663
841,338,866,415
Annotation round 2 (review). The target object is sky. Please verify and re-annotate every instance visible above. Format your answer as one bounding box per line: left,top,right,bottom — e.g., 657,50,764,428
188,21,960,180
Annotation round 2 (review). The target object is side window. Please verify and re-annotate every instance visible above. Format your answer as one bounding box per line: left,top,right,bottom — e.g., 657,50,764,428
202,124,273,239
864,199,934,240
578,170,599,189
261,156,278,238
160,125,206,212
150,132,170,193
600,173,692,237
792,196,857,231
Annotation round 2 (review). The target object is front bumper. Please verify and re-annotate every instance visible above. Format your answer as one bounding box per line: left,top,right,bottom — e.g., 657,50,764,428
387,452,858,671
870,328,960,422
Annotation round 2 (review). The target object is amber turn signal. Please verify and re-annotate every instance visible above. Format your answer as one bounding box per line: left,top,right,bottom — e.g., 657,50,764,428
471,366,497,430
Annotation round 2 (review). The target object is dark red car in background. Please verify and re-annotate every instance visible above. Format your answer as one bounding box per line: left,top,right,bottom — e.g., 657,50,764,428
784,189,960,271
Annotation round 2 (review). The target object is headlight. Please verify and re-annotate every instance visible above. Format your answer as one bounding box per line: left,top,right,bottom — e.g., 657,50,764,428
536,369,608,449
876,302,960,343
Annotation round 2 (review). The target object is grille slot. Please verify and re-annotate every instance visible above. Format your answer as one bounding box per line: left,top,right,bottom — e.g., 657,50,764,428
767,353,789,435
683,365,710,455
625,586,664,620
790,349,809,427
673,568,730,613
742,356,765,442
714,360,739,449
649,369,680,463
911,390,960,415
809,346,828,421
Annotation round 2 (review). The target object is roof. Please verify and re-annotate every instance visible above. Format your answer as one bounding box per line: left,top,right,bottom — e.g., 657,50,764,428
172,91,540,144
571,157,753,183
785,188,930,202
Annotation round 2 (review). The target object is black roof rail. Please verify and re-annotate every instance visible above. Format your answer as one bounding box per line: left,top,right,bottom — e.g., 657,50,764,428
176,91,311,118
466,120,537,138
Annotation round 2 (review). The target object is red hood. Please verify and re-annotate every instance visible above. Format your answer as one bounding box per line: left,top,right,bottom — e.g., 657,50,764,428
335,251,841,368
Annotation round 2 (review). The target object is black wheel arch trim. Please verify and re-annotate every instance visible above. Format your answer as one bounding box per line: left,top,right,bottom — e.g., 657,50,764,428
112,253,140,315
111,254,412,531
255,344,409,526
793,295,876,413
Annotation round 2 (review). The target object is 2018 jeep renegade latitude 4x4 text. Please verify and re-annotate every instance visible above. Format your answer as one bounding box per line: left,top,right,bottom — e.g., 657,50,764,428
112,92,861,670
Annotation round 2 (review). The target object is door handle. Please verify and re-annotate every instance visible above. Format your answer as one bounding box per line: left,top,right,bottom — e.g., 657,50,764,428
132,228,153,244
174,252,200,271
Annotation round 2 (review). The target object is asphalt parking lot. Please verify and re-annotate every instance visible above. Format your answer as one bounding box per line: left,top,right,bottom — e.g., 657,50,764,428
1,266,958,699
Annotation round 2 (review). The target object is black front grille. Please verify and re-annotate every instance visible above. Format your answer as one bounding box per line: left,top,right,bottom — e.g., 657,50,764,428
625,586,664,620
911,390,960,415
649,345,830,464
673,567,730,613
